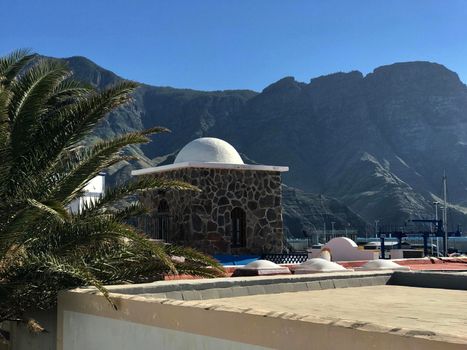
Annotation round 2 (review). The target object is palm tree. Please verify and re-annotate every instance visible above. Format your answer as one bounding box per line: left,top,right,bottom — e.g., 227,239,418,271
0,50,224,326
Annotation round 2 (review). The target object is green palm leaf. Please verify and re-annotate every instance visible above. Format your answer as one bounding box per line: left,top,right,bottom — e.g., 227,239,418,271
0,50,224,326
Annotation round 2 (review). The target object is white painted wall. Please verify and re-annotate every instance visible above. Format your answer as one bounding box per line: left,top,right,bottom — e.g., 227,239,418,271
68,174,105,214
63,311,270,350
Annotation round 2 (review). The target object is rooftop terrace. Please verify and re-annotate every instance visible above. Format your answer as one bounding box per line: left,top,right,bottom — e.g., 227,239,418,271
55,270,467,350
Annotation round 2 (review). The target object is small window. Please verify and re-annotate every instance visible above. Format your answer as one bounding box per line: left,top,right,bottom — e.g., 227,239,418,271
231,207,246,247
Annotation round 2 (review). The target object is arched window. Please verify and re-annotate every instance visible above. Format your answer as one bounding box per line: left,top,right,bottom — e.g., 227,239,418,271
231,207,246,247
155,199,170,242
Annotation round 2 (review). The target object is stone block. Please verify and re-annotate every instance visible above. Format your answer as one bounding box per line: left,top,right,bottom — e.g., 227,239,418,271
181,290,202,301
306,281,322,290
246,285,266,295
218,288,234,298
332,279,349,289
319,279,335,290
231,287,250,297
347,278,363,288
276,283,295,293
199,288,221,300
143,293,167,299
373,276,391,285
165,291,184,300
263,284,280,294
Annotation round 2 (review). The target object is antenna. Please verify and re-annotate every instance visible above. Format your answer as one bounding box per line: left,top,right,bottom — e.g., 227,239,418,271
443,171,448,256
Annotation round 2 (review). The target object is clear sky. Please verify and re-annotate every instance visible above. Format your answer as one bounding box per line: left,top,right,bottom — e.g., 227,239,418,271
2,0,467,91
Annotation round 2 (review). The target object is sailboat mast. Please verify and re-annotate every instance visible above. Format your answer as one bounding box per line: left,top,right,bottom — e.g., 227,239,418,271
443,171,448,256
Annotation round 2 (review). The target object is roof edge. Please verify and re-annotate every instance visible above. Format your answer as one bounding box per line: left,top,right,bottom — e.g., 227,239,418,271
131,162,289,176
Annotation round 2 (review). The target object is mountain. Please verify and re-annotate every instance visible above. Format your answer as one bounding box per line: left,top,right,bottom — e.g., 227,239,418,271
58,56,467,235
217,63,467,230
282,185,368,238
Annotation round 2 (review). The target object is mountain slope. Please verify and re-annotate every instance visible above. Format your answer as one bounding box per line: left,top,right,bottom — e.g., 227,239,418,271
59,56,467,233
215,63,467,229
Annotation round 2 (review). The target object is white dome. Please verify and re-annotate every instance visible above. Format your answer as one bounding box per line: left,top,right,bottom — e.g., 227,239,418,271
359,260,410,271
242,259,282,270
294,258,351,274
174,137,244,164
232,259,291,276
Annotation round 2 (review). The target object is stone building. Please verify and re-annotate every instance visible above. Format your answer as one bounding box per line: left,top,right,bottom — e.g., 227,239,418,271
132,137,289,255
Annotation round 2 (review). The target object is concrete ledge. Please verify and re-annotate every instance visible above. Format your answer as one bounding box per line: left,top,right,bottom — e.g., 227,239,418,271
388,271,467,290
97,271,393,295
106,273,394,301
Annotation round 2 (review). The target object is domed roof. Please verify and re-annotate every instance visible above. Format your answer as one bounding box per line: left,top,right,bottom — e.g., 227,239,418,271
174,137,244,164
359,259,410,271
231,259,291,276
294,258,351,274
242,259,282,270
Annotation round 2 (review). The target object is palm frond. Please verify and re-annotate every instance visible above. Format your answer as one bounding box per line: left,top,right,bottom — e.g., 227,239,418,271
53,128,167,204
79,176,195,216
0,49,36,86
65,81,138,148
26,199,70,224
0,51,220,325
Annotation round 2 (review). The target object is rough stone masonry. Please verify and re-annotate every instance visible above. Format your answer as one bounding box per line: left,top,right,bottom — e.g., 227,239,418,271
140,167,284,255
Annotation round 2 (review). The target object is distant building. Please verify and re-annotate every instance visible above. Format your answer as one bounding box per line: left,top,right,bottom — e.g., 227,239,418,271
131,137,289,254
68,173,106,214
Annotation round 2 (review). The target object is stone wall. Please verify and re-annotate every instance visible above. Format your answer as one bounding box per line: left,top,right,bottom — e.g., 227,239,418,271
140,168,284,255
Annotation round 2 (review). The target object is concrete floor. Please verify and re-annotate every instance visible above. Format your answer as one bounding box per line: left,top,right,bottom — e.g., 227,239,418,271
198,285,467,341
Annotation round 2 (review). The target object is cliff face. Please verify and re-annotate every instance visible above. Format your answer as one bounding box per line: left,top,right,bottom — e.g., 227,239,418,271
216,62,467,228
60,56,467,234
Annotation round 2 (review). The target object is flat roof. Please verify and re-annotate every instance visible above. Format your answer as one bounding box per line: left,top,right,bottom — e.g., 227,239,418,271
66,271,467,347
131,161,289,176
181,285,467,343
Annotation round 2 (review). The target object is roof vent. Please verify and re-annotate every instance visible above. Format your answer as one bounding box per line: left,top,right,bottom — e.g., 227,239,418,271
358,259,410,271
232,259,291,277
294,258,352,274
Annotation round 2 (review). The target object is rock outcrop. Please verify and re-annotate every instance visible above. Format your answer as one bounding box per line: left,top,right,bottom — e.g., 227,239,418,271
57,56,467,234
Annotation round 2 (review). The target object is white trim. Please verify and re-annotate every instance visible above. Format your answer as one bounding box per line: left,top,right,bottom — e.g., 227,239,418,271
131,162,289,176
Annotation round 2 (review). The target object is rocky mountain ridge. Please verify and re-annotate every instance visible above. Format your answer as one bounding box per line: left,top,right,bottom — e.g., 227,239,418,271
57,55,467,235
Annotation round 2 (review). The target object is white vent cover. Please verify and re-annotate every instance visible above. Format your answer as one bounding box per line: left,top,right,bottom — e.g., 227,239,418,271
294,258,351,274
232,259,291,276
242,259,282,270
359,259,410,271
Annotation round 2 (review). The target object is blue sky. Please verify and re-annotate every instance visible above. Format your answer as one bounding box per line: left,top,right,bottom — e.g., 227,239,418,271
2,0,467,91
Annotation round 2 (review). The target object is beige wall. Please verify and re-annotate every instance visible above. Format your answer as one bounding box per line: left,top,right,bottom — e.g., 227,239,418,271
8,309,57,350
57,291,466,350
63,311,269,350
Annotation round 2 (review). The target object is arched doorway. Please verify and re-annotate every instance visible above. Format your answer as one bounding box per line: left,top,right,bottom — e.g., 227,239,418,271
231,207,246,248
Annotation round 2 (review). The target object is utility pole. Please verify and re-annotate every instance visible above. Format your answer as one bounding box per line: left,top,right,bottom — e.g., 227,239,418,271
374,220,379,238
433,201,439,257
443,172,448,256
323,222,326,244
331,222,335,238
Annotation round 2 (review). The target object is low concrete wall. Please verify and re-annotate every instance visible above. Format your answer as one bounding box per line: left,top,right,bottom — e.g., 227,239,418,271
6,272,392,350
11,270,467,350
57,288,466,350
100,271,393,299
389,271,467,290
8,309,57,350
